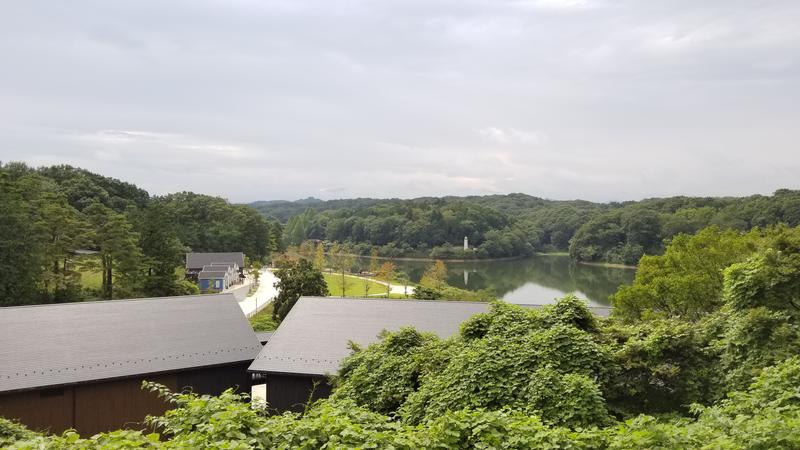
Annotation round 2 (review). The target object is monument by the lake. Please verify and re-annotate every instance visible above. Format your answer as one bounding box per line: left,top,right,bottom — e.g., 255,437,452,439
464,236,469,251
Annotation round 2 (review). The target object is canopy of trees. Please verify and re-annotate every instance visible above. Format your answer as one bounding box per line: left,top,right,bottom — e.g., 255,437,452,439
251,190,800,264
0,162,282,306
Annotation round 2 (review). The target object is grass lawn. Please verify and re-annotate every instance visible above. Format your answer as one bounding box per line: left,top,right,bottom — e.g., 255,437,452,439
80,269,103,290
249,303,278,332
324,273,389,298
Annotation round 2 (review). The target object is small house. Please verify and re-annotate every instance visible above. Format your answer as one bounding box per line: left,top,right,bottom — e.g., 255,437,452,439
185,252,245,281
198,270,230,292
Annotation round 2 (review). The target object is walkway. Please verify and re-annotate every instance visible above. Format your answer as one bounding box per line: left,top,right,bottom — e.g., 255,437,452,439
238,269,279,317
340,273,413,297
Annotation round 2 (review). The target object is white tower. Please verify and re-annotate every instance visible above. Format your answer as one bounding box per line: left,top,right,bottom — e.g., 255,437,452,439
464,236,469,251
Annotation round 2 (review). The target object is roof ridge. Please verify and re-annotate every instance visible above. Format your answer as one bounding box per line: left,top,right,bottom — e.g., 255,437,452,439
1,293,236,310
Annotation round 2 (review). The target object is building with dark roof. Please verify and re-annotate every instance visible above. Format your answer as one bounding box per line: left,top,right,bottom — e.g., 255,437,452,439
0,293,261,435
248,297,489,412
248,296,611,412
186,252,245,280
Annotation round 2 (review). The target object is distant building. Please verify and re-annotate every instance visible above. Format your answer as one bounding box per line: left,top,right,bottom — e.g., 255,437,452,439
0,294,261,435
464,236,469,250
186,252,245,286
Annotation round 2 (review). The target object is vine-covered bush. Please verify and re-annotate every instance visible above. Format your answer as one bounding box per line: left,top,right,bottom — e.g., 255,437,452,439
331,298,612,427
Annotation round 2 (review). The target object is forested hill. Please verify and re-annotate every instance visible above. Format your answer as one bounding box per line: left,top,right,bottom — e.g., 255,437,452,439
250,190,800,264
0,162,281,306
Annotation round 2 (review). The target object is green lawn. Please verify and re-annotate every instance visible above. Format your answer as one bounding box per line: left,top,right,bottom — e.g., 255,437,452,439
249,303,278,332
324,273,389,298
80,269,103,290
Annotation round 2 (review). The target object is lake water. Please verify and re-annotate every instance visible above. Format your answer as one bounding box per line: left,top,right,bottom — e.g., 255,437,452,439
350,255,636,307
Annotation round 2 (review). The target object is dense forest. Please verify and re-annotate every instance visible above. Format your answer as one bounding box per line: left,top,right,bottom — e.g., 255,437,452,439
0,162,281,306
4,224,800,448
251,190,800,264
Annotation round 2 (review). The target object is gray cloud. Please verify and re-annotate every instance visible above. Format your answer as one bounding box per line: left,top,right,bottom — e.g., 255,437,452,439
0,0,798,202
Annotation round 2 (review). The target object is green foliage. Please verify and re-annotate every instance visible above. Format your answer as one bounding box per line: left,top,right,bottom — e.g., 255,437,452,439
332,299,612,428
332,328,445,415
0,418,38,448
607,357,800,449
0,162,280,305
723,227,800,314
603,318,716,414
253,190,800,263
412,285,443,300
249,304,279,332
272,258,328,321
611,226,761,321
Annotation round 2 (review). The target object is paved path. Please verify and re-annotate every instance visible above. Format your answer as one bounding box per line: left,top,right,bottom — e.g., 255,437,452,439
341,273,413,297
238,269,279,316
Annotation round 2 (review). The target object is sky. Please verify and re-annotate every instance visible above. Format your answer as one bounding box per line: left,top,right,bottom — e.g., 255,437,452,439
0,0,798,203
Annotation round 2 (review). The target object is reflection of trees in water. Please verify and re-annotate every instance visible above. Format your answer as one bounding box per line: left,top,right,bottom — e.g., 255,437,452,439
343,255,634,304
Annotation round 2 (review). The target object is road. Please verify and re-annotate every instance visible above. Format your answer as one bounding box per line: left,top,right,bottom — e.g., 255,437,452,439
237,269,279,316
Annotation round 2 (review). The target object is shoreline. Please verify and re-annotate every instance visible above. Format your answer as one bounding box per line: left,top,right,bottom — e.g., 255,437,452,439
577,260,637,270
327,252,528,263
318,250,638,267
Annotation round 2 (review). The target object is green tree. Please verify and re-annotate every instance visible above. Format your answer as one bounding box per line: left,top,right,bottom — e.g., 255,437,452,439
376,261,396,297
85,203,144,299
420,260,448,290
611,226,761,322
0,174,48,305
329,242,353,298
313,242,325,270
272,258,328,321
135,202,187,297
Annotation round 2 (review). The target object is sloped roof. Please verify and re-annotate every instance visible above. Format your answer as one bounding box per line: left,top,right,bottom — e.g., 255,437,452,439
198,271,229,280
186,252,244,269
0,294,261,393
248,297,489,376
255,332,274,345
249,297,612,377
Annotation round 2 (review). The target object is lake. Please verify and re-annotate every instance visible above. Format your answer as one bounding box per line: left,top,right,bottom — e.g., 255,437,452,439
349,255,636,307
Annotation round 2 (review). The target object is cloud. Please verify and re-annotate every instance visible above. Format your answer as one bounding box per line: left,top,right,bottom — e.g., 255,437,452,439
477,127,547,145
0,0,798,202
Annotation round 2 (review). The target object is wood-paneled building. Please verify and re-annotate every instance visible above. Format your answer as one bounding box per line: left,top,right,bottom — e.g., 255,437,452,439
0,293,261,435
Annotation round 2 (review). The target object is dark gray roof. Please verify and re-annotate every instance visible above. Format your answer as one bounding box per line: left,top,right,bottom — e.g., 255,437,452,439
186,252,244,269
198,270,228,280
0,294,261,393
248,297,489,376
249,297,612,377
255,332,274,345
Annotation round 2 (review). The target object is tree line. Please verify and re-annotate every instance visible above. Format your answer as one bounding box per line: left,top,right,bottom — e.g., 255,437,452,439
0,162,282,306
251,190,800,264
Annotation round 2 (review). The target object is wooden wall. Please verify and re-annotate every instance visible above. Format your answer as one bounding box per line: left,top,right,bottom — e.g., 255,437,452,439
265,373,332,413
0,362,252,436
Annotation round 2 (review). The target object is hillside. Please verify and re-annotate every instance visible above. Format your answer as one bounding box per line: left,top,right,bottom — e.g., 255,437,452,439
250,190,800,264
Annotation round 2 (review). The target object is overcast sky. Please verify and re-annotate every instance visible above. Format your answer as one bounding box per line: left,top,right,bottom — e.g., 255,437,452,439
0,0,798,203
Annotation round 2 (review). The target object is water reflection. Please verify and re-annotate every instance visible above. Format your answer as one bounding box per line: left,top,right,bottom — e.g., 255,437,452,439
346,255,635,307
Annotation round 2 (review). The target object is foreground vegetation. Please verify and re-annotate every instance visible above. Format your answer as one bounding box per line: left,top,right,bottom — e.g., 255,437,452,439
249,303,278,332
0,162,282,306
4,224,799,448
255,190,800,265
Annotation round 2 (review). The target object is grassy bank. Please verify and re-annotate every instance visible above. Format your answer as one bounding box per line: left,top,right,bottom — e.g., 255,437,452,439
249,303,278,332
324,273,388,297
